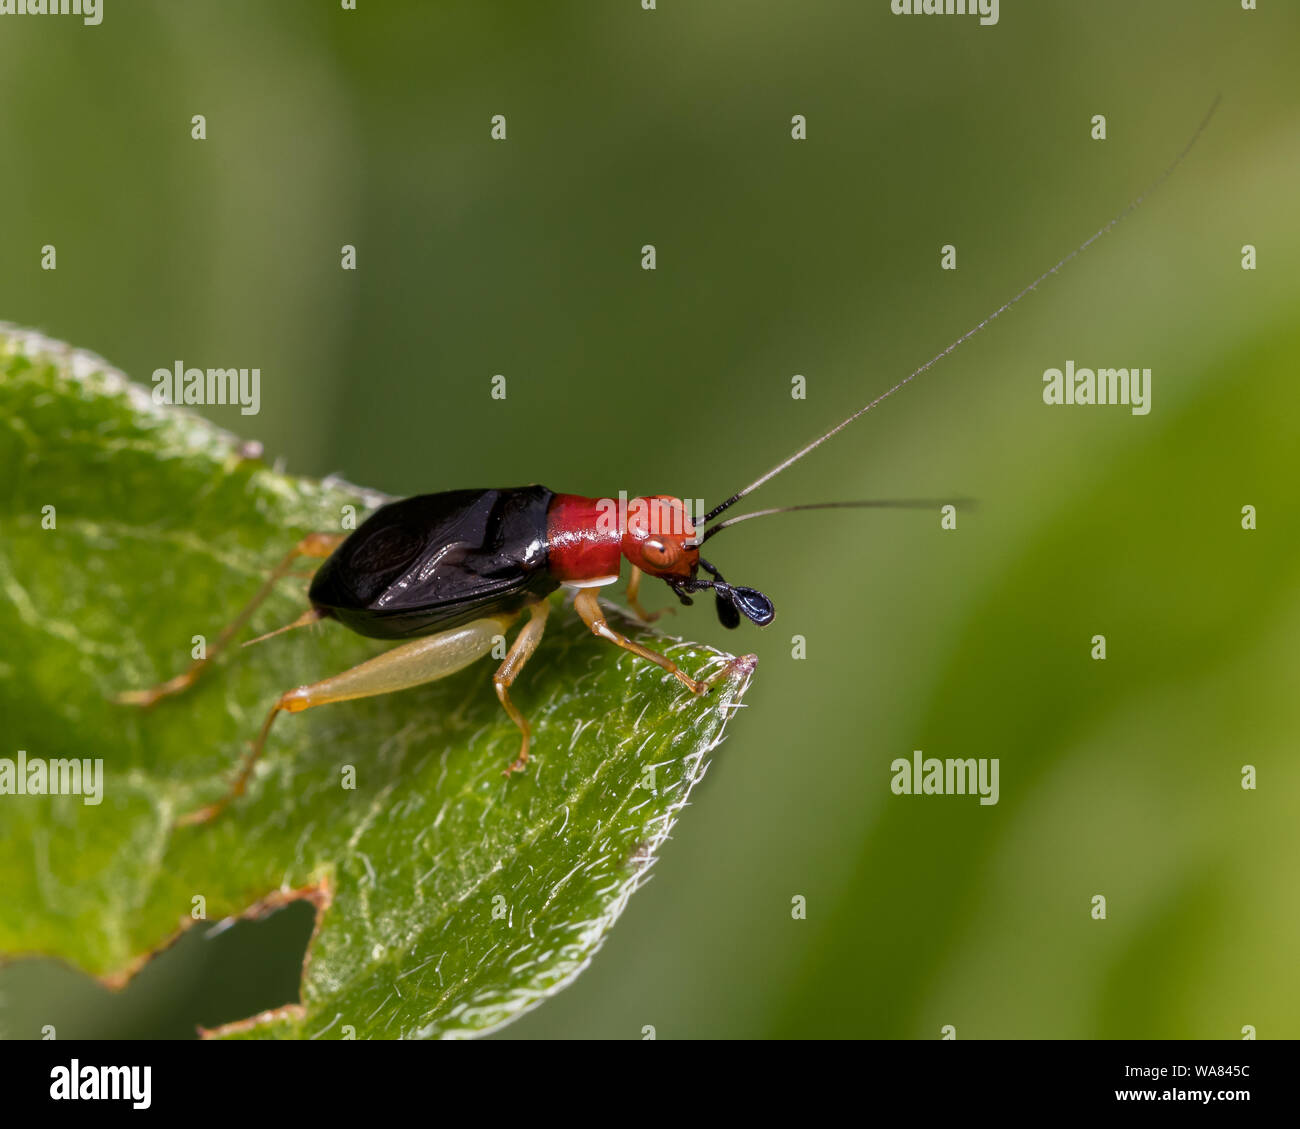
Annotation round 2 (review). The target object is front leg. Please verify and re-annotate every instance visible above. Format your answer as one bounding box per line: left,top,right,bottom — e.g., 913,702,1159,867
573,587,706,695
625,566,666,623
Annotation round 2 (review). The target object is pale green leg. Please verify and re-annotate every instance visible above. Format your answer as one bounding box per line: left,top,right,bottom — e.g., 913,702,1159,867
179,612,518,826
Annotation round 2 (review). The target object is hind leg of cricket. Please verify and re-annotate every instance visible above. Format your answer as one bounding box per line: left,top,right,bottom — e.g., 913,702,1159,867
494,599,550,776
573,587,707,695
178,612,518,827
116,532,347,708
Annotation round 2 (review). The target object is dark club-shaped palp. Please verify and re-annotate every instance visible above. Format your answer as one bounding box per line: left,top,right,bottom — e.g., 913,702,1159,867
667,557,775,630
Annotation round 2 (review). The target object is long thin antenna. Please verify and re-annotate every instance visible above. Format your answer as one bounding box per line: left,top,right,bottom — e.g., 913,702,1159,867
696,498,972,546
699,96,1221,528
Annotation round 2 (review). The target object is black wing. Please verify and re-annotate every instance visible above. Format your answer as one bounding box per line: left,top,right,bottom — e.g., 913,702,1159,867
309,486,560,638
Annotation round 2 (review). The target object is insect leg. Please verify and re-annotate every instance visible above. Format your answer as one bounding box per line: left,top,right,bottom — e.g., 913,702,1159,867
493,599,550,776
573,587,707,696
116,532,345,708
177,612,517,826
625,566,665,623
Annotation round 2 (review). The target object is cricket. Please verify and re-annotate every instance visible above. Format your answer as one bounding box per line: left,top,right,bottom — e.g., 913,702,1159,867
118,99,1220,826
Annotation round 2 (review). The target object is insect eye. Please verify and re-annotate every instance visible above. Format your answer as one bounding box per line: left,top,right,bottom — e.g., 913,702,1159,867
641,538,677,568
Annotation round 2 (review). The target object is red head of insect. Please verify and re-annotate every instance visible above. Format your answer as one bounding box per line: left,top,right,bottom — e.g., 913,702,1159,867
619,495,776,630
620,495,698,578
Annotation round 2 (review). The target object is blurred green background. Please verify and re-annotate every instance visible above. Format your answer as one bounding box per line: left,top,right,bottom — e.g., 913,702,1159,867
2,0,1297,1039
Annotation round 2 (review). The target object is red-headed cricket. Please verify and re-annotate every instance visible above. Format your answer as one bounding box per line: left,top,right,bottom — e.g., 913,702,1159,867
118,99,1220,825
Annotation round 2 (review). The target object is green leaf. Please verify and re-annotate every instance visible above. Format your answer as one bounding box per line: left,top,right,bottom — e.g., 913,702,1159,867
0,325,755,1039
